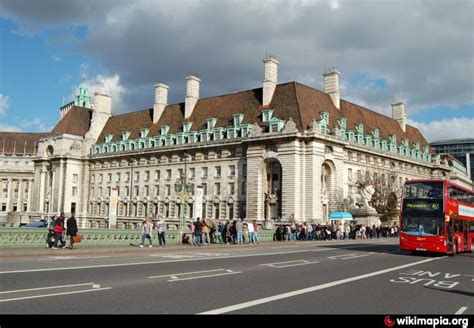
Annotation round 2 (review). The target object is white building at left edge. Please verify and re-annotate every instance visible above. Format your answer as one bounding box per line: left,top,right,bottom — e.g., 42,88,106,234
1,56,472,228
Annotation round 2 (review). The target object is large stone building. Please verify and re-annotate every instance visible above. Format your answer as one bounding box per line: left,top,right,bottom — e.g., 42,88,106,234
1,56,472,228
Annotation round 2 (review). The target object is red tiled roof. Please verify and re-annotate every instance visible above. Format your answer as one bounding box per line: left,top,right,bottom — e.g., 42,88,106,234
97,81,428,148
51,106,92,137
0,132,50,154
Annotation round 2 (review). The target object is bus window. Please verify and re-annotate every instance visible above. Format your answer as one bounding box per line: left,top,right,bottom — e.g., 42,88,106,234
470,222,474,232
454,219,461,232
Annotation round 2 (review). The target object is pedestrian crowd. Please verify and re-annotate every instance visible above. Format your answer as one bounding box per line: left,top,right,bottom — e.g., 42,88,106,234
273,222,399,241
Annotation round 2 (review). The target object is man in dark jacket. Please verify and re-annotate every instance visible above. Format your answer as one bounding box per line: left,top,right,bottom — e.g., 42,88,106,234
66,216,78,249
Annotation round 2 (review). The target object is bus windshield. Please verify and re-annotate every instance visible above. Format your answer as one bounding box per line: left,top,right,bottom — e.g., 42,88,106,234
401,216,444,236
403,181,444,200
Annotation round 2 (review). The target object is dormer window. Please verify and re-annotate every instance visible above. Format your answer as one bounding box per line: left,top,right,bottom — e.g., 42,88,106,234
105,134,113,143
183,121,193,133
160,125,170,136
371,128,380,139
262,109,274,123
320,112,329,123
207,118,217,130
122,131,131,141
140,128,149,139
233,113,244,126
337,117,347,129
355,123,364,134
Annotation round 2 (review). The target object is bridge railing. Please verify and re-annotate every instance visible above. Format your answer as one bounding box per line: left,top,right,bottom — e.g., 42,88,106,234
0,228,275,248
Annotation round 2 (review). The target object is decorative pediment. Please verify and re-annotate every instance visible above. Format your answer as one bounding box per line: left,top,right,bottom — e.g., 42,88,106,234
282,117,297,133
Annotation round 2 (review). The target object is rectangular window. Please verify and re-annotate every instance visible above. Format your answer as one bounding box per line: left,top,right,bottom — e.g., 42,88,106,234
144,186,149,196
125,186,130,196
202,183,207,195
166,184,171,196
90,187,95,197
125,172,130,181
107,173,112,182
107,187,111,196
229,165,235,176
134,172,139,181
348,168,352,180
73,174,78,183
134,186,139,196
215,183,221,195
145,171,150,181
242,164,247,178
99,174,103,183
116,173,121,182
72,187,77,196
155,170,160,180
178,168,184,178
202,167,208,178
215,166,221,177
98,187,102,196
166,169,172,180
229,182,235,194
91,174,95,183
155,185,160,196
1,203,6,212
190,168,195,178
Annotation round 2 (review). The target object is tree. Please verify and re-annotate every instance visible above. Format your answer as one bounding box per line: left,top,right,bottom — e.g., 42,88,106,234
353,170,402,224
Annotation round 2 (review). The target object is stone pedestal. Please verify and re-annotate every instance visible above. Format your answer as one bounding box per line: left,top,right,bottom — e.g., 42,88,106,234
263,219,274,230
350,208,381,227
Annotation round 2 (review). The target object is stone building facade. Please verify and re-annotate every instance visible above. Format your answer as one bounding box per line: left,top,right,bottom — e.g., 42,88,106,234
1,56,471,228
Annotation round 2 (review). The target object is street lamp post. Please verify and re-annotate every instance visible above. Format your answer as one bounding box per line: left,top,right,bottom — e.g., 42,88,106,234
175,152,193,236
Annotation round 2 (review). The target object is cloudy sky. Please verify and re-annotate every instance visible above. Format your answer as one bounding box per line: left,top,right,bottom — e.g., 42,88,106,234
0,0,472,142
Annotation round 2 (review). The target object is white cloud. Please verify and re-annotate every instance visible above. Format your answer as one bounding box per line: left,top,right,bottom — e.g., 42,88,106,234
0,123,21,132
0,94,11,115
73,74,127,113
408,117,474,142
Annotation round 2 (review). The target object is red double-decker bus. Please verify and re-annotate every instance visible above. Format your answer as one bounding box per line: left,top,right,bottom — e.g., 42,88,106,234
400,179,474,255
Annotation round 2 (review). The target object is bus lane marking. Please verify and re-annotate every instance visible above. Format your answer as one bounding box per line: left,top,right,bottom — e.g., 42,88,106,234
389,269,469,289
199,257,445,314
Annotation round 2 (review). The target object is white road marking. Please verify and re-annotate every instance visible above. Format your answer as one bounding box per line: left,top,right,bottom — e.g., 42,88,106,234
198,256,445,314
0,282,95,294
0,287,112,303
149,254,194,259
149,268,241,281
259,260,319,268
149,268,227,279
0,247,334,274
38,256,111,261
455,306,467,315
327,252,374,260
168,270,241,282
0,242,397,274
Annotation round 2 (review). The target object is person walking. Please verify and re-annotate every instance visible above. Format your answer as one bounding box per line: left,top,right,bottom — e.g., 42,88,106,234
66,215,78,249
156,216,166,247
139,218,153,248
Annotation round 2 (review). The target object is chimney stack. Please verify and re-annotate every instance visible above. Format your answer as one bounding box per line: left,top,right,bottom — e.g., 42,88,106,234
153,83,169,123
93,92,112,114
391,100,406,132
262,55,279,106
185,75,200,118
323,68,340,109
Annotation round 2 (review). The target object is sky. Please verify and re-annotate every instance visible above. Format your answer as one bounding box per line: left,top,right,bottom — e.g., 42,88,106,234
0,0,473,142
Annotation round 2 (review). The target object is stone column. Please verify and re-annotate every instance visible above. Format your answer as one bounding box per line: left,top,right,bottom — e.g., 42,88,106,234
39,170,46,214
27,179,33,212
6,178,12,212
17,180,23,211
57,159,64,213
